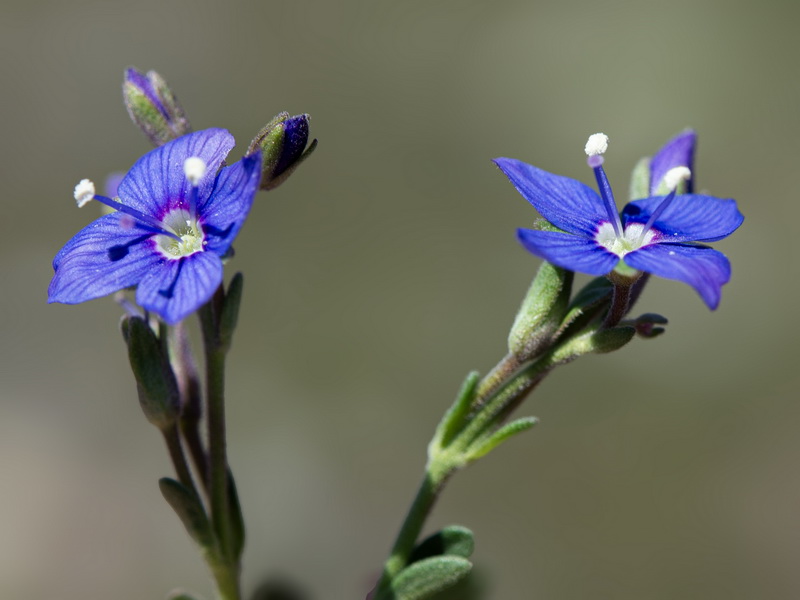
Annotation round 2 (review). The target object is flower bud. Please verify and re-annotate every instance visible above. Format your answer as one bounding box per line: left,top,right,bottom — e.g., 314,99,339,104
123,67,191,147
121,316,180,430
631,312,668,338
508,261,572,361
247,112,317,190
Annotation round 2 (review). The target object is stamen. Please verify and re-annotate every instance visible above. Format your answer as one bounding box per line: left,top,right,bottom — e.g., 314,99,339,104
584,134,623,238
90,193,182,242
663,166,691,192
636,168,690,244
183,157,206,185
74,179,96,208
584,133,609,158
183,157,205,222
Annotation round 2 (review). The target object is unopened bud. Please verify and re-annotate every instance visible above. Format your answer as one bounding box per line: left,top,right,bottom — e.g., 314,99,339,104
121,316,180,429
508,262,572,361
248,112,317,190
123,67,191,147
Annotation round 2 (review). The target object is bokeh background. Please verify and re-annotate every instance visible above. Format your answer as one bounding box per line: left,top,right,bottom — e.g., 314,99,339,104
2,0,798,598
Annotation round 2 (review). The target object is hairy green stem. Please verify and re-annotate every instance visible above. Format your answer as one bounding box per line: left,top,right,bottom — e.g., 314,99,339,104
373,352,553,598
162,424,198,494
373,471,448,598
200,287,240,599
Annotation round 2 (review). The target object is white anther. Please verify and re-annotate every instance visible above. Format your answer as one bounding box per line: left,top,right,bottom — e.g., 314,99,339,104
663,166,691,192
74,179,96,207
584,133,609,157
183,157,207,185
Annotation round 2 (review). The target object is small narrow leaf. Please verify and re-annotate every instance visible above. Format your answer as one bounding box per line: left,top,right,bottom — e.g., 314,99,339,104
408,526,474,563
391,556,472,600
433,371,480,449
467,416,538,460
159,477,216,552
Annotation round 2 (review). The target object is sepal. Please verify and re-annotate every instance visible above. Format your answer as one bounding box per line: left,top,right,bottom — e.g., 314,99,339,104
123,67,191,147
121,316,180,430
628,157,650,201
247,112,317,190
555,276,613,339
507,262,572,361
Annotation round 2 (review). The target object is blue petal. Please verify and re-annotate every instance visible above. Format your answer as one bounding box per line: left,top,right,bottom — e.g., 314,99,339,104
200,152,262,255
517,229,619,276
649,130,696,195
135,251,223,325
117,129,235,217
49,213,161,304
623,243,731,310
621,194,743,243
495,158,607,236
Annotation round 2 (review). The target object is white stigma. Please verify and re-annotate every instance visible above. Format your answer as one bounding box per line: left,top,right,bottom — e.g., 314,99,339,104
74,179,96,207
663,166,691,192
184,157,207,185
584,133,609,157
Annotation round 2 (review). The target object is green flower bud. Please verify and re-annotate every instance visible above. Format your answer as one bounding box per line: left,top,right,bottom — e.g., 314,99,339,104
121,316,180,429
247,112,317,190
123,67,191,147
508,261,573,361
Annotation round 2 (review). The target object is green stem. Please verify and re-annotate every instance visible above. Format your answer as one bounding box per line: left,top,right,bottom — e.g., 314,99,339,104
199,288,241,600
162,424,197,494
200,296,233,560
373,469,449,598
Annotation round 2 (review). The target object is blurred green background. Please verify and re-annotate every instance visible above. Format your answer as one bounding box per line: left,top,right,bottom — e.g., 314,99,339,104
1,0,798,598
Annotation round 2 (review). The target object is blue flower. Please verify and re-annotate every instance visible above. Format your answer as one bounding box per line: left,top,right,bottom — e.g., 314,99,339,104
48,129,261,324
495,133,743,309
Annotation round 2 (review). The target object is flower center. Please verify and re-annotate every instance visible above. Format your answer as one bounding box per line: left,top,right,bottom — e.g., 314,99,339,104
156,209,205,259
595,222,656,257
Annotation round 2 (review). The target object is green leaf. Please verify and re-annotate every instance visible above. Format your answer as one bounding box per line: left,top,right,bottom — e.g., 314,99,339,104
433,371,480,449
391,556,473,600
167,591,203,600
408,526,474,563
466,416,538,460
159,477,216,553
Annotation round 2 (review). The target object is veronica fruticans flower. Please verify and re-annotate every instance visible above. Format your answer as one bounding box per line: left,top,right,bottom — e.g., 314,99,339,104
494,133,743,309
48,129,261,324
